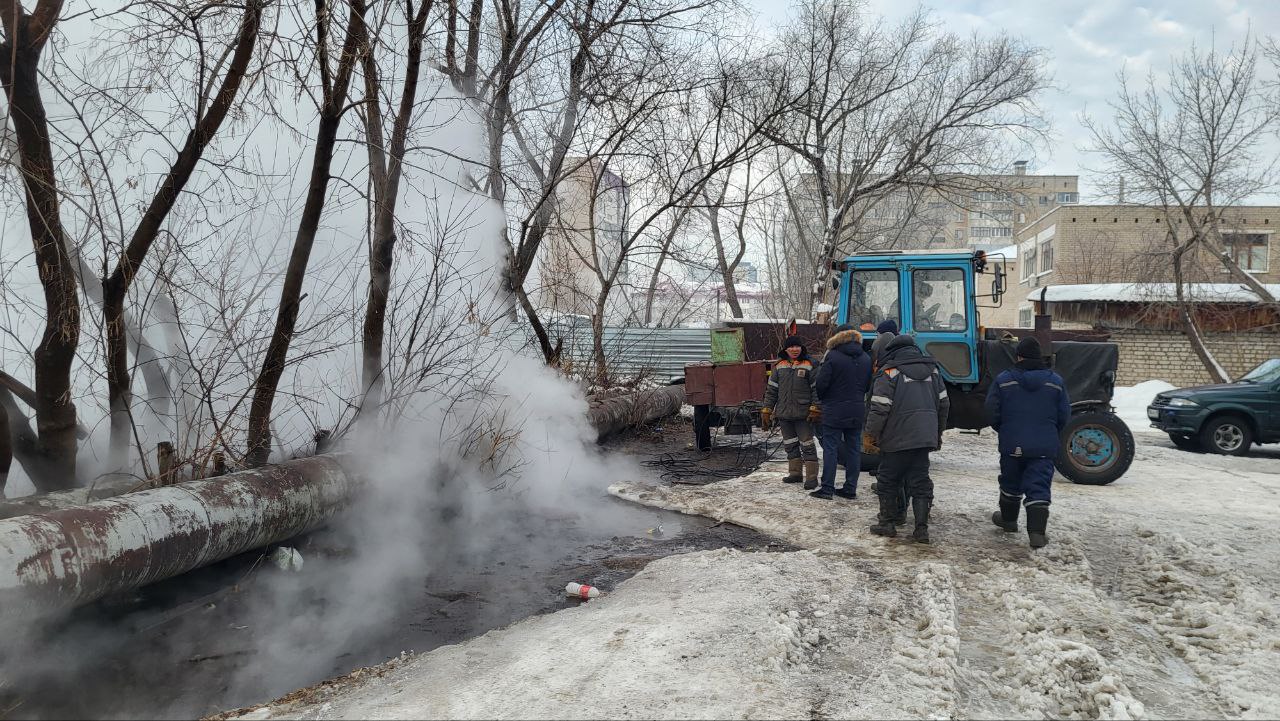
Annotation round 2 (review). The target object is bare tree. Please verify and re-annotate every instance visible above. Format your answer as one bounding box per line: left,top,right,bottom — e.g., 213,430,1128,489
1085,38,1280,382
0,0,81,490
246,0,368,466
100,1,263,470
358,0,434,417
763,0,1047,316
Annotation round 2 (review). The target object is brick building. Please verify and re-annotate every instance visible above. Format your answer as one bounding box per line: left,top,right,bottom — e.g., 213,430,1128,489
1012,204,1280,327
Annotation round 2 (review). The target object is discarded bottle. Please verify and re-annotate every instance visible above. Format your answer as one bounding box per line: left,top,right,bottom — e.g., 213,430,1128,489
565,582,600,599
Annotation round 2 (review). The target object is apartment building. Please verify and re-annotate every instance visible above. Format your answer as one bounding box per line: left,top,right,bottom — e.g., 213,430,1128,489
1012,204,1280,327
539,159,630,319
781,162,1079,254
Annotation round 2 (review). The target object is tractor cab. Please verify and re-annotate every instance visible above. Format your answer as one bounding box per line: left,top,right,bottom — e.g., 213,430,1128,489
834,249,1006,385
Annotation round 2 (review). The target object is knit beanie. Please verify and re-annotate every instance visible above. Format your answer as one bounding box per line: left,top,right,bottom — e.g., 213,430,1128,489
1015,336,1043,360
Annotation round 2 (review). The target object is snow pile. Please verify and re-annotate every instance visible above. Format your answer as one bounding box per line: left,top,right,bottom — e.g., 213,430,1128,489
1112,381,1177,434
232,431,1280,720
1028,283,1280,304
222,549,944,720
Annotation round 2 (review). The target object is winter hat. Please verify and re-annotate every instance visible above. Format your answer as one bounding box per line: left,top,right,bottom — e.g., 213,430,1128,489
877,319,899,335
834,323,856,334
1015,336,1043,360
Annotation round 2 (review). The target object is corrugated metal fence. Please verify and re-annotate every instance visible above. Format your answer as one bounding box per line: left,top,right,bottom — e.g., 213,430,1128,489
548,321,711,381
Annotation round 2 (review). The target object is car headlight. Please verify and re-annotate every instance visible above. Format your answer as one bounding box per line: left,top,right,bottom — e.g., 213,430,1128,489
1166,397,1199,408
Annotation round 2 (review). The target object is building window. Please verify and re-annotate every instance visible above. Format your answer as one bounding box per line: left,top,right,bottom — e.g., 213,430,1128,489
1039,195,1049,205
1018,307,1033,327
1039,238,1053,273
1022,245,1037,280
972,227,1013,238
1057,192,1078,204
955,229,964,241
1223,232,1270,272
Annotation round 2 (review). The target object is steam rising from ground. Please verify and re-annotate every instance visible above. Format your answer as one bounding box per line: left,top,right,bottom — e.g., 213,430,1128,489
1,60,645,714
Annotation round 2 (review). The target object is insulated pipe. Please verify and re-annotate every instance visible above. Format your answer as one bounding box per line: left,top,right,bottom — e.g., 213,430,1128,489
586,385,685,441
0,455,354,617
0,387,686,616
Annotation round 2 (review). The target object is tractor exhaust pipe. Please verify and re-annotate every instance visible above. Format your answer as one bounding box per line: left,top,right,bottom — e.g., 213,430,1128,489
1035,286,1054,367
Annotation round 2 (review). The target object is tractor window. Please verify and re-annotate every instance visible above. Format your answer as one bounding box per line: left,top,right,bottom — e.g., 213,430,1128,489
848,269,899,328
912,268,968,332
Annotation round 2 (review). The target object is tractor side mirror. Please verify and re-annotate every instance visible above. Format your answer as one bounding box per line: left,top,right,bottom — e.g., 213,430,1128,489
991,262,1007,303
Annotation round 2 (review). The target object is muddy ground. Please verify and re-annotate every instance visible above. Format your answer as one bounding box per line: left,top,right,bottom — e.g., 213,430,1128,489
0,419,784,720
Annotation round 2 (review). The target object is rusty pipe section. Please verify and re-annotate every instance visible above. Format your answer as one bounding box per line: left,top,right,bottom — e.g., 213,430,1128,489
587,385,685,441
0,455,355,617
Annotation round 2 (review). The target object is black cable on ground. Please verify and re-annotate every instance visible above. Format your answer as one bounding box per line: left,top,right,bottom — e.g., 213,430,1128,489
641,401,785,483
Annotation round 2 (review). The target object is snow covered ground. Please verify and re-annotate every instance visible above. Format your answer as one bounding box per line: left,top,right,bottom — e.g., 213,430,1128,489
226,430,1280,720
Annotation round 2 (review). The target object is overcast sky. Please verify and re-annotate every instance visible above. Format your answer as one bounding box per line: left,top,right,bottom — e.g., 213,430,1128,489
743,0,1280,203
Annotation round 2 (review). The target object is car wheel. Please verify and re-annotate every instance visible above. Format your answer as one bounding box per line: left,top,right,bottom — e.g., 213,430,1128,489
1199,414,1253,456
1056,411,1135,485
1168,433,1202,452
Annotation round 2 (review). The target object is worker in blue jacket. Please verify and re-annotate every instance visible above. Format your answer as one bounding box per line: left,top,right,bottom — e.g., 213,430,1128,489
984,337,1070,548
813,324,873,500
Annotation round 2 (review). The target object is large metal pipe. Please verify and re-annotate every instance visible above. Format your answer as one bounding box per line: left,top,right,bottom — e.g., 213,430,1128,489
0,387,686,616
586,384,685,441
0,455,355,617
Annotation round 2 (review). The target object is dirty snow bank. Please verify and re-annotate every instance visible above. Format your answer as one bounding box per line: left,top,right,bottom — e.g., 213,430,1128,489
230,432,1280,720
224,548,962,720
1112,381,1177,434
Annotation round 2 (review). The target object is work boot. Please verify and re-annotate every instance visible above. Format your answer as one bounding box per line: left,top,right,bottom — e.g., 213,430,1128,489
892,492,909,526
834,485,857,499
809,489,834,500
1025,504,1050,549
869,492,897,537
802,461,820,490
912,499,931,544
783,459,803,484
992,492,1021,532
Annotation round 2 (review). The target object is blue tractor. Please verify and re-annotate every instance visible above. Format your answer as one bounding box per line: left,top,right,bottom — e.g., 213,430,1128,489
836,249,1135,485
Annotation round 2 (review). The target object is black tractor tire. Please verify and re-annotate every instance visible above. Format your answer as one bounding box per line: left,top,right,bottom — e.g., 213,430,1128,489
1168,433,1202,452
692,404,713,452
1198,414,1253,456
1056,411,1135,485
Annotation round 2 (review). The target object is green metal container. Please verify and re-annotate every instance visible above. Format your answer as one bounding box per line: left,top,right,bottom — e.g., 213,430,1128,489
710,327,745,364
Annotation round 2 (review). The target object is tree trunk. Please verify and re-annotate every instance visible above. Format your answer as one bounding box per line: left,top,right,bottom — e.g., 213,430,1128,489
359,0,431,416
0,397,10,497
706,199,743,319
0,1,80,491
102,1,262,470
592,297,609,387
246,0,366,467
1173,234,1230,383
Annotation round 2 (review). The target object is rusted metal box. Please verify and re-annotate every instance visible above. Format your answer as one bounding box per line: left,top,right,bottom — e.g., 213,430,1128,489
684,363,715,406
711,361,768,406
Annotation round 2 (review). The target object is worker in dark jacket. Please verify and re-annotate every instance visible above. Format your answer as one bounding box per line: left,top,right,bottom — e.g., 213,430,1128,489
814,324,873,500
870,319,898,370
762,336,821,489
865,334,950,543
984,337,1070,549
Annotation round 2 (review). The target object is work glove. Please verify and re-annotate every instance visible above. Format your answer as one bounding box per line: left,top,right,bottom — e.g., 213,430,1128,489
862,433,880,454
760,407,772,430
806,405,822,425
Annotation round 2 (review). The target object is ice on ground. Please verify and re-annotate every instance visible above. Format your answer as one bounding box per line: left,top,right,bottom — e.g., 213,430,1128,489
233,431,1280,720
1113,381,1178,434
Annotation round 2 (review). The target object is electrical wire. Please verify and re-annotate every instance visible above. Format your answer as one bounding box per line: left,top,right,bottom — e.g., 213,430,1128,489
641,401,784,483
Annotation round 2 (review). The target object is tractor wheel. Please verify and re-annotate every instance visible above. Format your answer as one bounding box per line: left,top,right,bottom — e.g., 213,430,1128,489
1056,411,1135,485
